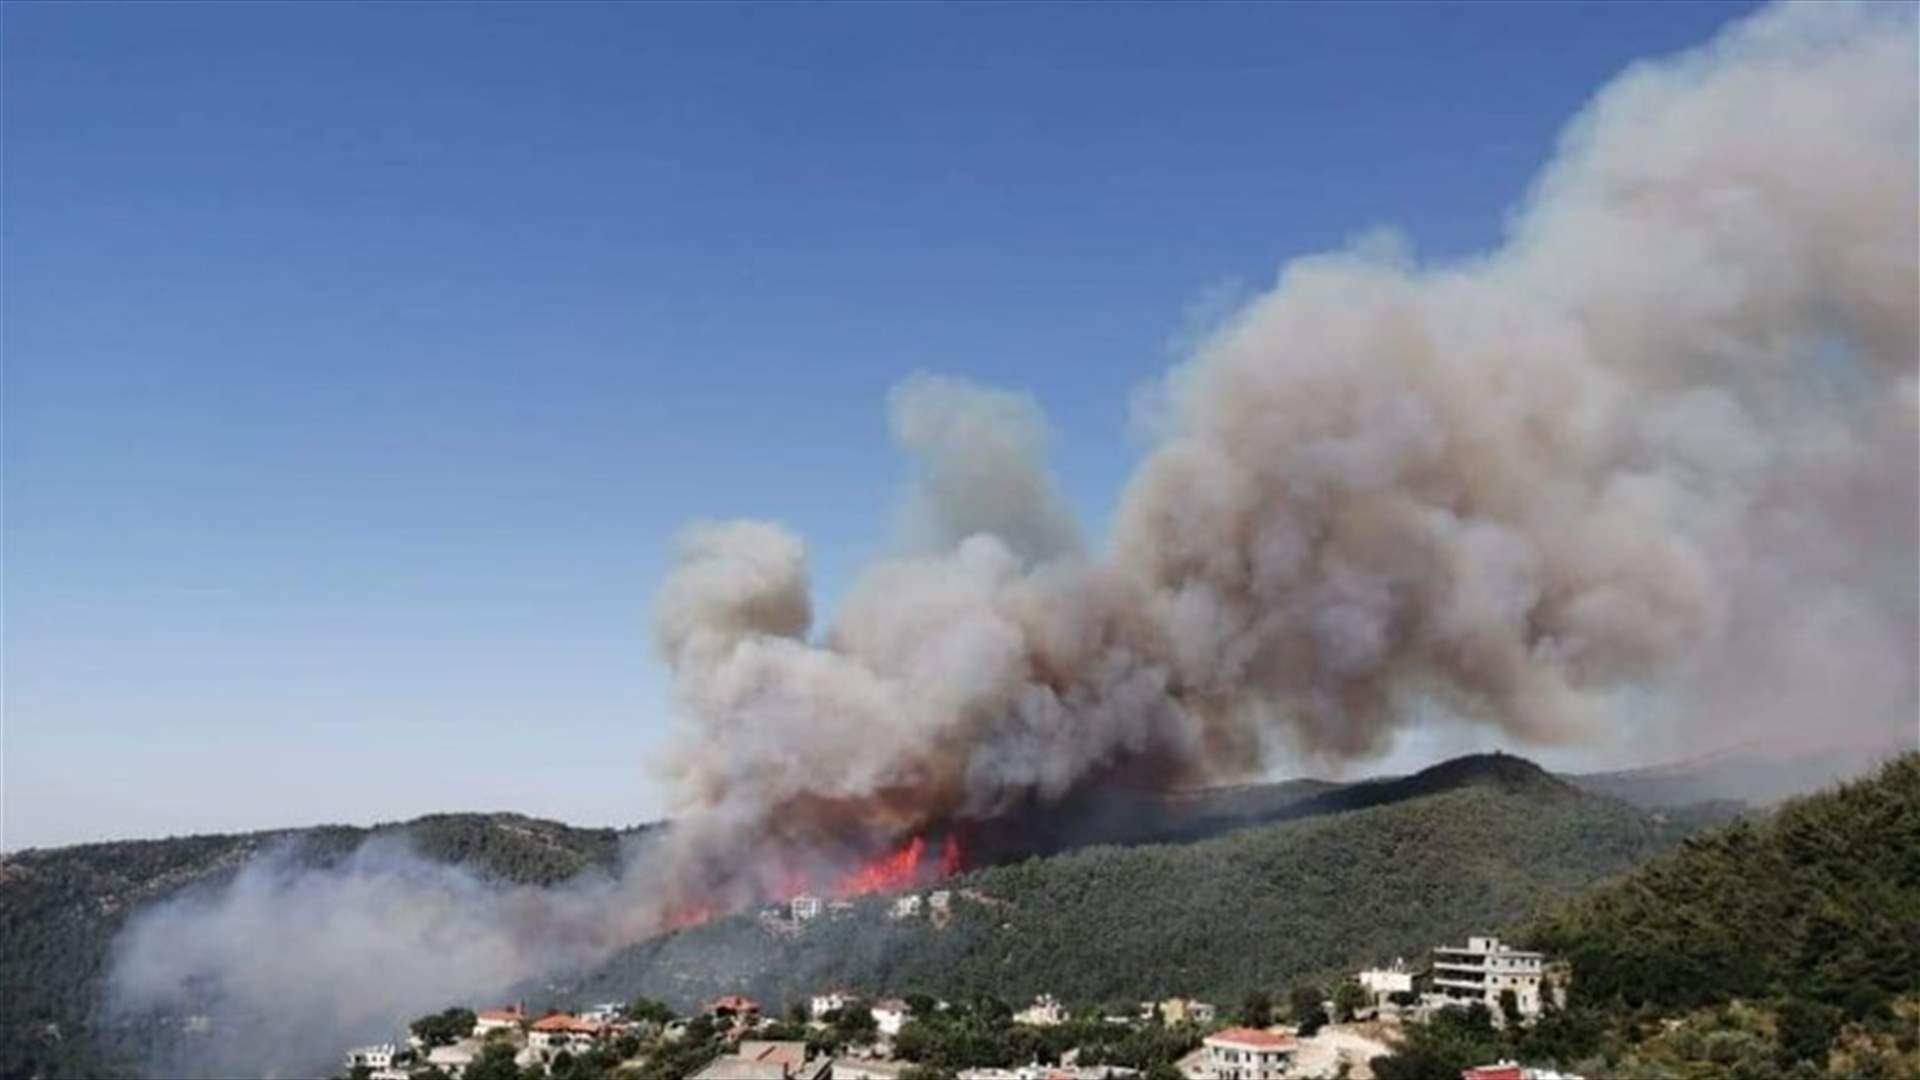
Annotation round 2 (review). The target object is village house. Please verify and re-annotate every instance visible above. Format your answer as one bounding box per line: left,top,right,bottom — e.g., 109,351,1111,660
577,1001,626,1025
690,1039,832,1079
890,894,924,919
1142,998,1216,1026
1359,957,1416,1007
870,998,912,1037
1013,994,1070,1027
424,1038,482,1079
1199,1028,1294,1080
810,991,854,1021
472,1004,525,1036
709,994,763,1019
928,889,952,914
343,1043,406,1072
1427,936,1551,1021
528,1013,604,1054
791,894,824,922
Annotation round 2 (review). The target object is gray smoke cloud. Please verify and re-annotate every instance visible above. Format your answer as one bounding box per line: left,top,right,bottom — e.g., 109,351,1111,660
105,4,1918,1073
651,0,1919,875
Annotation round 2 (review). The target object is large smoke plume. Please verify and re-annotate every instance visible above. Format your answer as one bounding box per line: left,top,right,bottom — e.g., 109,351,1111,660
107,5,1917,1074
648,0,1918,904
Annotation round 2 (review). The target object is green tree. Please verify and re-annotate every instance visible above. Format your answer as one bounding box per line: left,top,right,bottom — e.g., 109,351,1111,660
1777,998,1839,1068
626,997,675,1025
1334,982,1370,1022
1238,989,1274,1028
411,1007,479,1048
1287,985,1325,1023
464,1041,523,1080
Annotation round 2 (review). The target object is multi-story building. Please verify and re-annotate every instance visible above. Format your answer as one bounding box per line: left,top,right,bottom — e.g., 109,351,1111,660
1428,936,1546,1021
790,894,823,922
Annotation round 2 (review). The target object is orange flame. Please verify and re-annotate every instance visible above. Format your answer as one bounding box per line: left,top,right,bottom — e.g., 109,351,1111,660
661,902,717,931
658,830,968,933
837,834,927,896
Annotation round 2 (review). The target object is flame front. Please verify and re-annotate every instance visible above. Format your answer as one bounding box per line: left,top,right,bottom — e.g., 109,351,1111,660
837,834,927,896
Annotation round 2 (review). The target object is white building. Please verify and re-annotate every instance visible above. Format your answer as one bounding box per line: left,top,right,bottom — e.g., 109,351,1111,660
791,894,824,922
473,1005,525,1036
1428,936,1547,1021
529,1014,604,1054
1200,1028,1294,1080
890,894,923,919
1013,994,1069,1027
870,998,911,1037
578,1002,626,1025
1358,957,1416,1005
928,890,952,914
810,991,853,1021
344,1044,404,1071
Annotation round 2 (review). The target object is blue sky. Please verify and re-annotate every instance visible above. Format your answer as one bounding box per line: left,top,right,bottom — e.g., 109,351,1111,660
4,1,1761,849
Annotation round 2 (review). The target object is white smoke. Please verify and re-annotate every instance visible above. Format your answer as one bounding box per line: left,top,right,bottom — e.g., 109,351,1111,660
105,4,1919,1072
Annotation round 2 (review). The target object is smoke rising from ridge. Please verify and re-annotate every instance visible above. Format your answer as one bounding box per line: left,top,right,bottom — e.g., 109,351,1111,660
651,0,1919,896
106,5,1918,1073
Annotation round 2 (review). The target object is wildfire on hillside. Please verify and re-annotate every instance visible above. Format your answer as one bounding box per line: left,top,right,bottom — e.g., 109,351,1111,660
660,830,968,931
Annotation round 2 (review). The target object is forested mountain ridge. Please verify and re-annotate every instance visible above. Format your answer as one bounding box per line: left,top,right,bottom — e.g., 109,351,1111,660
0,814,637,1080
565,755,1705,1013
0,750,1797,1079
1371,751,1920,1079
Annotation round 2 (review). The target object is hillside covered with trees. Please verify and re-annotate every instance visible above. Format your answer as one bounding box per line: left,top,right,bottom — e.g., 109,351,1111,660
0,814,635,1080
568,755,1708,1012
1371,751,1920,1079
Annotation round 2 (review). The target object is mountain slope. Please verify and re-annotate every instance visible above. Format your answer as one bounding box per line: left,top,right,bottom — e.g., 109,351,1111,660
568,756,1698,1011
0,814,635,1080
1533,751,1920,1014
1371,751,1920,1080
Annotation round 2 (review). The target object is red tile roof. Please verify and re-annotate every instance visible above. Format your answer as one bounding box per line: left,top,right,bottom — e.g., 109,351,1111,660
531,1014,603,1034
476,1006,524,1023
1461,1066,1525,1080
1206,1027,1294,1049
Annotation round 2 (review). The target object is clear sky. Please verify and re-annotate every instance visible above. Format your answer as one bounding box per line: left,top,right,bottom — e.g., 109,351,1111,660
3,1,1763,850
